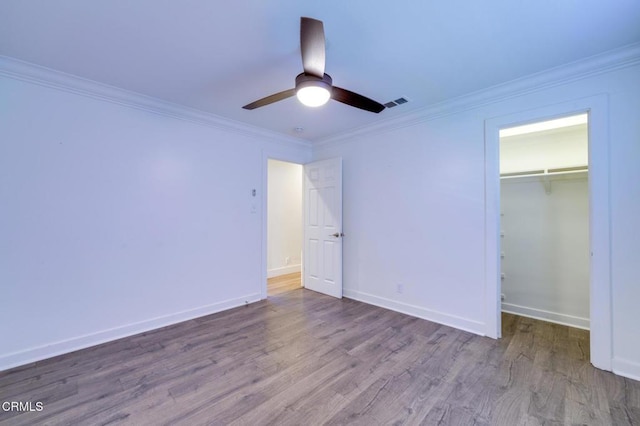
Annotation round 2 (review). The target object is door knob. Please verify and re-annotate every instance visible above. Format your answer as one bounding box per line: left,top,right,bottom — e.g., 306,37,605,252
330,232,344,238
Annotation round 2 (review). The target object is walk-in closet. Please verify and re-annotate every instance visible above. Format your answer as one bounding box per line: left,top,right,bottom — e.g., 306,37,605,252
499,114,590,329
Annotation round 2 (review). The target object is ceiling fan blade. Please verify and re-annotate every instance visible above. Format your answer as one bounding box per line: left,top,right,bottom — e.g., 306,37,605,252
242,89,296,110
331,86,385,113
300,17,325,78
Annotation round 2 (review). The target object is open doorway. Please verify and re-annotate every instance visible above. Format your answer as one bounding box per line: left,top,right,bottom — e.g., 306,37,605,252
484,95,611,370
266,159,303,296
499,114,589,329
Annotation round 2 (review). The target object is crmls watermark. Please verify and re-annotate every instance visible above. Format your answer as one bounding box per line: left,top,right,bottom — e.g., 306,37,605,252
1,401,44,412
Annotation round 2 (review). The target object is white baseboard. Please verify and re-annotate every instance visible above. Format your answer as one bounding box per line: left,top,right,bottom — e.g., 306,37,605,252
267,264,301,278
0,293,262,372
343,289,485,336
502,302,590,330
612,357,640,382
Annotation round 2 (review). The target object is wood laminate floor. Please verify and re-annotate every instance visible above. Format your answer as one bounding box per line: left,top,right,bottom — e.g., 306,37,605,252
1,284,639,425
267,272,302,296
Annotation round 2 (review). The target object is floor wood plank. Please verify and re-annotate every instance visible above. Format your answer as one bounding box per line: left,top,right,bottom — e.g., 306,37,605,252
1,280,639,425
267,272,301,296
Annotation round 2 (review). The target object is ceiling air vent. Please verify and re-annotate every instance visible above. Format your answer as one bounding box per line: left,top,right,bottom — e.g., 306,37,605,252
384,97,409,108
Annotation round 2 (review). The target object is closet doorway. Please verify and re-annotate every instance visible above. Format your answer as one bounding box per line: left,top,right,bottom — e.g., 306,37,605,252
485,95,611,370
499,114,589,330
266,159,303,296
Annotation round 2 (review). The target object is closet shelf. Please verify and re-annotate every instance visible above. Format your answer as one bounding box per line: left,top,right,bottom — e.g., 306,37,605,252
500,165,588,180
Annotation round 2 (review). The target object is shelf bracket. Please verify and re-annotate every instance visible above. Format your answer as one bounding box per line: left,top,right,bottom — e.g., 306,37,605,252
541,174,552,194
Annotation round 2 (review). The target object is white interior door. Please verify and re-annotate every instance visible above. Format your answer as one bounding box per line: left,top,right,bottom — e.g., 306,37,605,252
303,158,343,298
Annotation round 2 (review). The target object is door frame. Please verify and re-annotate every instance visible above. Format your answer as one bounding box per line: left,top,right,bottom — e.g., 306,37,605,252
484,94,612,371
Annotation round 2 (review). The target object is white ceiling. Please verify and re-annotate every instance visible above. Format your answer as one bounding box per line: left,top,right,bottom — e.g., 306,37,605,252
1,1,639,142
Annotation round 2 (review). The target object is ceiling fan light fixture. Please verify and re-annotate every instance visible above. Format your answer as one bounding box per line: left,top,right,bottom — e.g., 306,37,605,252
295,73,332,107
297,85,331,107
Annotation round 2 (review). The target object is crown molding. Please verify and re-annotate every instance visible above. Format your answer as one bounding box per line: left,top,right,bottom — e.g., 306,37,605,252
314,42,640,148
3,42,638,150
0,56,312,149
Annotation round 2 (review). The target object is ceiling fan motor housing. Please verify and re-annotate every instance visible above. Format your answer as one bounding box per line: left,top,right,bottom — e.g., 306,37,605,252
295,73,333,94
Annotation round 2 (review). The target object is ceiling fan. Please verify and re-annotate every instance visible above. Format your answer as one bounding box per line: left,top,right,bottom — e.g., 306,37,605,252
242,17,385,113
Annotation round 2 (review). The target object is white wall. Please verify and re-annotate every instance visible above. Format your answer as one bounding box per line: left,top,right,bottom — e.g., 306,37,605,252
500,124,588,174
500,174,590,328
267,159,302,277
0,66,310,370
312,58,640,380
313,113,488,334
